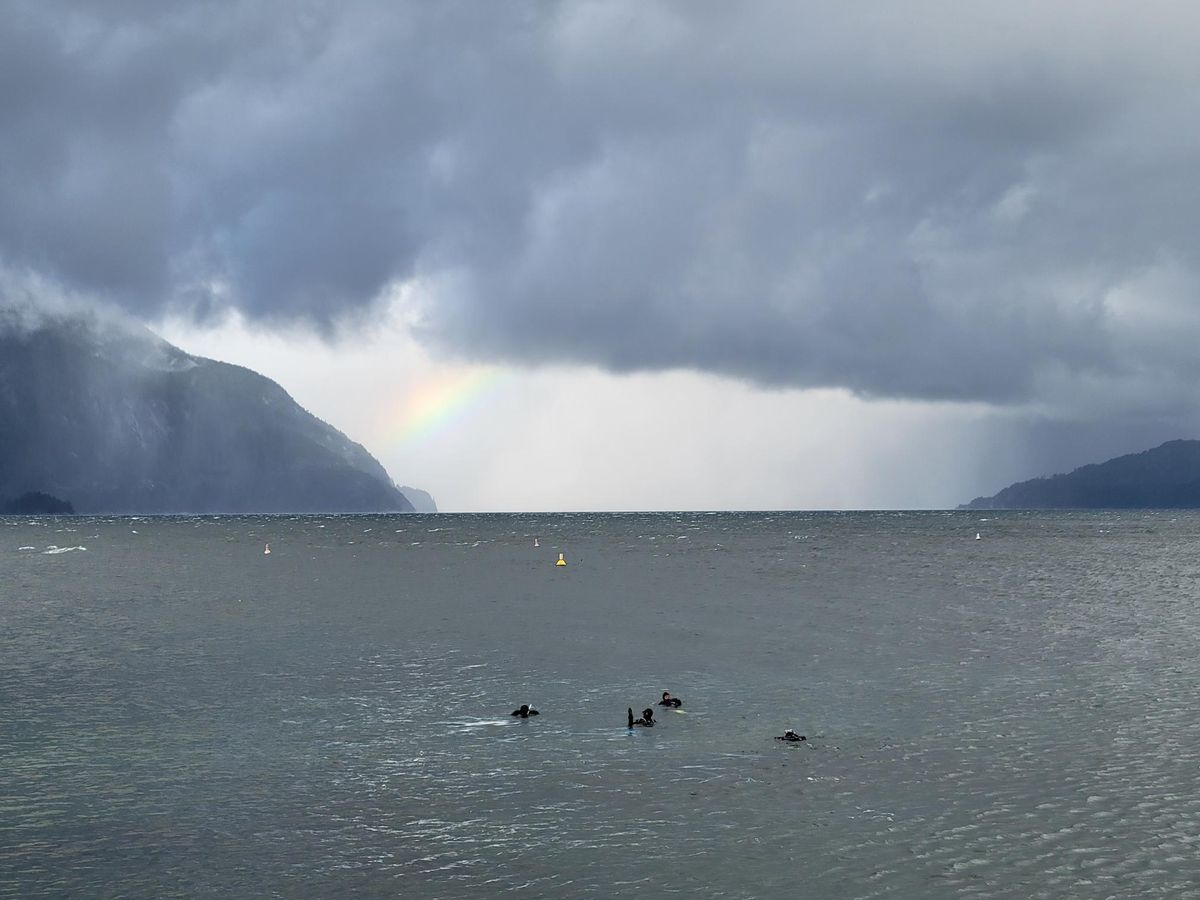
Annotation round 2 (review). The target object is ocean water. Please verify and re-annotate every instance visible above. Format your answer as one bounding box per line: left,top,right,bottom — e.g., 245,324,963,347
3,511,1200,898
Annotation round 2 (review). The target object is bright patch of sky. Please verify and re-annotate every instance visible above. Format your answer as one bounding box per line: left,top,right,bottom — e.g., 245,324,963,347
162,301,1055,512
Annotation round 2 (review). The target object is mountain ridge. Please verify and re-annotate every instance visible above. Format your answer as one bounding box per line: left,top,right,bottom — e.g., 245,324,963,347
0,307,423,514
961,439,1200,509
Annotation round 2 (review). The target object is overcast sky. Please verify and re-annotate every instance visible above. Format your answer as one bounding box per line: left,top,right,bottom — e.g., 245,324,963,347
4,1,1200,510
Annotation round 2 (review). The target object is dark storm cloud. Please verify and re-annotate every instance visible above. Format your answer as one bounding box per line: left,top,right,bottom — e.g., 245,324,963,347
4,0,1200,408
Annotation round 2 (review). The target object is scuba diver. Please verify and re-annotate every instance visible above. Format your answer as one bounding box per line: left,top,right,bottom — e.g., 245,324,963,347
511,704,539,718
628,707,656,728
775,729,806,742
657,690,683,708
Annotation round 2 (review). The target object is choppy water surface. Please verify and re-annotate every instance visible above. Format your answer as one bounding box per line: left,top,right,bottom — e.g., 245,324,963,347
4,511,1200,897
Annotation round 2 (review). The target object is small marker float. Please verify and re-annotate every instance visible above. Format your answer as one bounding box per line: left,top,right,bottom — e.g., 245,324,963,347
264,543,272,555
534,536,539,547
975,533,981,541
555,552,567,567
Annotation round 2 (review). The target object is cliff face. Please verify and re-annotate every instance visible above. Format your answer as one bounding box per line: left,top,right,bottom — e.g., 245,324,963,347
0,308,415,514
962,440,1200,509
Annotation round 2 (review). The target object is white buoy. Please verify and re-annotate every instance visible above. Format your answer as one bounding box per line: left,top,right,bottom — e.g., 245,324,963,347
975,533,981,540
264,543,272,555
534,536,539,547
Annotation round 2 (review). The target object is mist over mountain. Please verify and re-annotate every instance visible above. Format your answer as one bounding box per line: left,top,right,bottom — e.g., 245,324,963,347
962,440,1200,510
0,307,416,514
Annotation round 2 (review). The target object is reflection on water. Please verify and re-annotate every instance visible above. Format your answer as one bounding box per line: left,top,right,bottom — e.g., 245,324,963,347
3,511,1200,897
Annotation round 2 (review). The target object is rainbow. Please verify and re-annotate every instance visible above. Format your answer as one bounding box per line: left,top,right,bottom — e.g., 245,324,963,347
375,367,507,451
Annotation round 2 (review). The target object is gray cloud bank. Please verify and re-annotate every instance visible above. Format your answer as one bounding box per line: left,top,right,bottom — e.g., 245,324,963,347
4,0,1200,414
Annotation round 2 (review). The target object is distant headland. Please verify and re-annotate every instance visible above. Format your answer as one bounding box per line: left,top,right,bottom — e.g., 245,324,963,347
962,439,1200,509
1,491,74,515
0,306,435,515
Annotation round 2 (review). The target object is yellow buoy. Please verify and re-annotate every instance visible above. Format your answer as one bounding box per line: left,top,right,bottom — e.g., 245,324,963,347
556,552,567,567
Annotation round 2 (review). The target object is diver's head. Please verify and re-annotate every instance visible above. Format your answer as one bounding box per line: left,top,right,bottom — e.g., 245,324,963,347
643,708,654,720
662,691,671,700
519,704,530,714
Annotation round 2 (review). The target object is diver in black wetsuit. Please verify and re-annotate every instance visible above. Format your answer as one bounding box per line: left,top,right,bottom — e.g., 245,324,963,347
511,704,539,718
628,707,655,728
657,691,683,708
775,729,806,742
